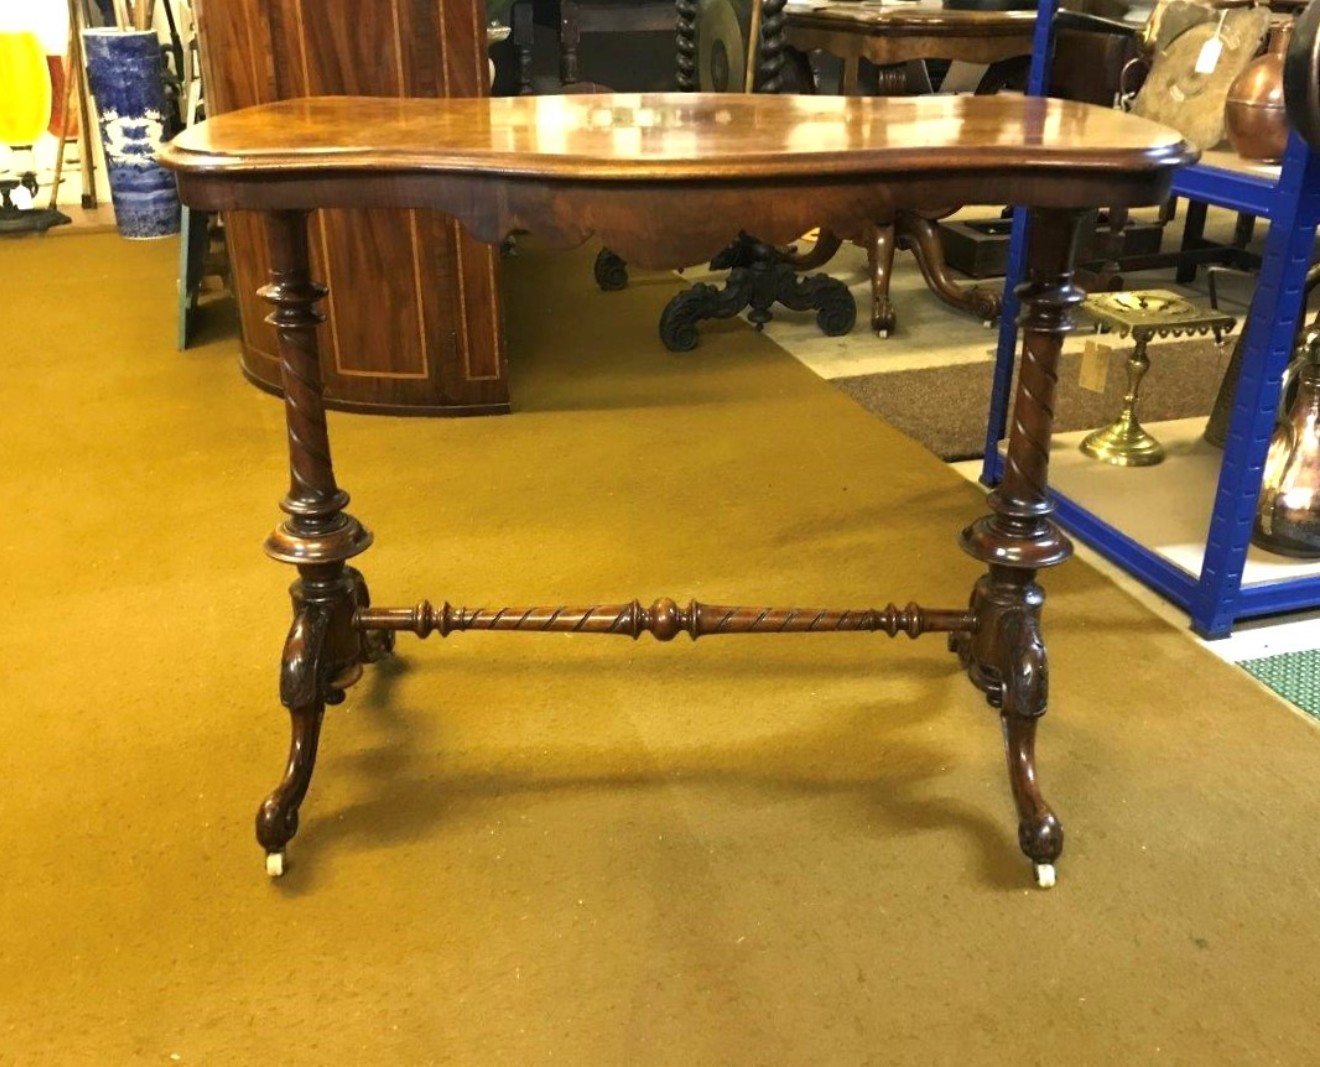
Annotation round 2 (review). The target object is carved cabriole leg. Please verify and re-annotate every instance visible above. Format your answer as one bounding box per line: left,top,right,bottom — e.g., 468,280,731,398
898,212,1002,327
255,210,384,877
865,222,897,338
955,208,1086,889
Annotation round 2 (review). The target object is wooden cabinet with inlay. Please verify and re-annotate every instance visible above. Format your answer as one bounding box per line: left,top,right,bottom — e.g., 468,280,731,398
193,0,508,414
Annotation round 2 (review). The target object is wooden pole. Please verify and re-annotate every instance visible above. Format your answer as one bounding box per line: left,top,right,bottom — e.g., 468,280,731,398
67,0,99,207
743,0,763,93
46,23,79,210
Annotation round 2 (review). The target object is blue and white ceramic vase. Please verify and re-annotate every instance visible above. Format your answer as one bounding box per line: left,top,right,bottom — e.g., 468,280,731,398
81,29,179,239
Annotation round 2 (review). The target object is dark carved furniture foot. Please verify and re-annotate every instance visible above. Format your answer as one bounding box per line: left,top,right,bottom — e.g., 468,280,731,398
659,238,855,351
593,247,629,291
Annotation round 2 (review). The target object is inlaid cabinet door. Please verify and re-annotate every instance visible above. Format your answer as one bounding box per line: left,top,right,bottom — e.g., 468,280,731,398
194,0,509,414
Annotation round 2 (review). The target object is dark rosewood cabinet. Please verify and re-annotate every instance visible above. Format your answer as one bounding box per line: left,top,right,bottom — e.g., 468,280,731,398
193,0,509,414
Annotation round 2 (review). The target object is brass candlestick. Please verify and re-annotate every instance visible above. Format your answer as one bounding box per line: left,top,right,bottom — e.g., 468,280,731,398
1076,290,1236,467
1081,333,1165,465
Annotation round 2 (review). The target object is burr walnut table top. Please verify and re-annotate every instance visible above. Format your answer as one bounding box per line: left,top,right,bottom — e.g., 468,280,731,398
165,93,1189,182
161,94,1195,269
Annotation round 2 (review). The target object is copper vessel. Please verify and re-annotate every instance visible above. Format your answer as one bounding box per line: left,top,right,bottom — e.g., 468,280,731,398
1253,329,1320,558
1225,21,1293,163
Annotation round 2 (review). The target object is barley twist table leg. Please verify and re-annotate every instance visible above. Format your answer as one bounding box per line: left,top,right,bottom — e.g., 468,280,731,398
254,210,385,877
955,208,1086,889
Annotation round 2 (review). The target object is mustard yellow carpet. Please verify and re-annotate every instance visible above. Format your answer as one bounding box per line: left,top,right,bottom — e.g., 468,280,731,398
2,232,1319,1064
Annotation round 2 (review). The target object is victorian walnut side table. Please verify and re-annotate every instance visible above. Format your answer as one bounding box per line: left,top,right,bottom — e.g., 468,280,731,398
160,93,1194,888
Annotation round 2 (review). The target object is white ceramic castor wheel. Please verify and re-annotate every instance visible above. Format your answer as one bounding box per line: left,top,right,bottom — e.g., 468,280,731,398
1034,863,1056,889
265,851,286,878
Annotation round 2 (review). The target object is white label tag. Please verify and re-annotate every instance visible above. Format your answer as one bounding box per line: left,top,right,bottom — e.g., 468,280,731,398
1079,340,1113,394
1195,35,1223,75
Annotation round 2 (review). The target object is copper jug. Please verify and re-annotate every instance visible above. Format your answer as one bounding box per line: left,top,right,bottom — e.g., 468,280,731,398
1225,20,1293,163
1253,328,1320,557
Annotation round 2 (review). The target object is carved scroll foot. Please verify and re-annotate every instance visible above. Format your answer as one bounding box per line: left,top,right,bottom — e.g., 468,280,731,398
257,601,333,876
593,247,629,291
871,294,897,339
955,573,1063,887
1004,713,1063,888
771,269,856,338
258,567,382,875
659,275,757,351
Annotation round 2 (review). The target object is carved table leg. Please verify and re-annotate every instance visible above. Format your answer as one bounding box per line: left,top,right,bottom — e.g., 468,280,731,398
254,210,383,877
898,211,1002,327
779,228,843,272
559,0,581,87
954,208,1086,889
511,0,535,95
865,221,897,338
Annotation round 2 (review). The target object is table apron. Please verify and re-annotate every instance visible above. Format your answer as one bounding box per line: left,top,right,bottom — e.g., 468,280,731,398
175,169,1178,270
787,25,1034,66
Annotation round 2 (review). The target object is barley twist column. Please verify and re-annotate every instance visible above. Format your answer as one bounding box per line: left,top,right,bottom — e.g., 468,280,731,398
259,210,372,568
254,210,376,876
758,0,788,93
955,208,1087,889
675,0,698,91
962,209,1085,571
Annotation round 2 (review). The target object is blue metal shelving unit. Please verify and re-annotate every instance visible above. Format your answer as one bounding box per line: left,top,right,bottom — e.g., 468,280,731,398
982,129,1320,638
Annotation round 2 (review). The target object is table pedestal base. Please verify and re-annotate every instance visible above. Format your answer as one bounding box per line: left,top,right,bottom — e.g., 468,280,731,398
659,238,857,351
257,571,1065,890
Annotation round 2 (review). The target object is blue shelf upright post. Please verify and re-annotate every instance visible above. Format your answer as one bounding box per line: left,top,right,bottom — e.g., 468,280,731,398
980,0,1061,487
1189,133,1320,637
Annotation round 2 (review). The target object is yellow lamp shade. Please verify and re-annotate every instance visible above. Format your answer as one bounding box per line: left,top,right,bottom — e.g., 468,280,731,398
0,31,52,147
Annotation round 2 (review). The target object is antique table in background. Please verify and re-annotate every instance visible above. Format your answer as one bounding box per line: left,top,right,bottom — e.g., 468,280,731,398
783,2,1037,334
784,2,1036,94
160,93,1193,889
